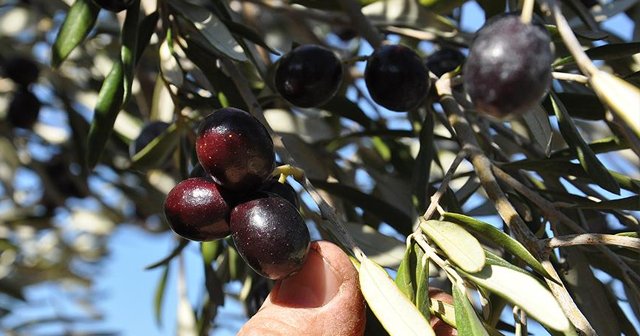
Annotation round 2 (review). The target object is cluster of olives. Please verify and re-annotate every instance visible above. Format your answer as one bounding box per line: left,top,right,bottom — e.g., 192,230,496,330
1,57,41,129
163,108,310,280
275,44,432,112
275,13,551,120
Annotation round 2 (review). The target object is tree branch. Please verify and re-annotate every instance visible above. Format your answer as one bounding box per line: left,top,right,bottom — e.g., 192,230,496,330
543,234,640,251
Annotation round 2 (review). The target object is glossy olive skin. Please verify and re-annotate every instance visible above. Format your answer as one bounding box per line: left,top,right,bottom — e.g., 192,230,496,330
92,0,134,12
164,178,231,241
275,45,343,108
260,179,300,208
3,57,39,87
129,121,170,157
196,108,275,193
463,14,553,119
230,193,310,280
364,44,429,112
8,89,41,129
426,48,465,77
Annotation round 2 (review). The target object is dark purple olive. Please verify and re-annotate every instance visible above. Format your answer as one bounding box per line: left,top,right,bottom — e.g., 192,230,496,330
364,44,429,112
230,193,310,280
163,177,231,241
195,108,275,193
3,57,39,87
426,48,465,77
129,121,171,158
463,14,553,119
8,89,40,129
275,44,343,108
92,0,134,12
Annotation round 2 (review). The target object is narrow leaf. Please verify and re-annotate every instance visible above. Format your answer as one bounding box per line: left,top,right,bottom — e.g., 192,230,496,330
453,283,489,336
86,61,125,168
153,265,170,327
145,239,189,270
460,265,571,332
359,257,435,336
135,11,160,64
51,0,100,67
550,91,620,193
443,212,552,279
169,0,246,61
131,123,181,170
120,0,141,103
420,219,485,273
394,239,428,319
201,241,221,265
553,42,640,67
346,223,405,268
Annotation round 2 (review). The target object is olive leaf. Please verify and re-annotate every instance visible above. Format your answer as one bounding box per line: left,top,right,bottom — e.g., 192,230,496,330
359,257,435,336
51,0,100,67
452,282,489,336
419,219,486,273
153,265,170,327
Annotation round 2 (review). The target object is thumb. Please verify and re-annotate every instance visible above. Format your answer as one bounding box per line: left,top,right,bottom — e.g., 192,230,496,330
238,241,366,336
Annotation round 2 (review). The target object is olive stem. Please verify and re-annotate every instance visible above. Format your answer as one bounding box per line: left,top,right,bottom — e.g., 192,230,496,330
541,233,640,251
520,0,535,24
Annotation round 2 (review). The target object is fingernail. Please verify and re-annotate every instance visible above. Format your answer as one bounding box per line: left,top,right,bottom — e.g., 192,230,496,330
273,247,341,308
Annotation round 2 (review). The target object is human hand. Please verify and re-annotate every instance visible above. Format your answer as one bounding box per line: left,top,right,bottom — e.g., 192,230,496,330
238,241,457,336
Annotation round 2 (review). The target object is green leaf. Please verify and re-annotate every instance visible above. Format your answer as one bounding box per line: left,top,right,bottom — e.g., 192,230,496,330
553,42,640,68
443,212,552,279
51,0,100,67
153,265,170,327
169,0,247,61
589,70,640,139
453,283,489,336
135,11,159,64
131,123,181,170
394,240,429,318
86,61,125,168
311,179,413,235
346,223,405,268
359,257,435,336
460,265,571,332
541,92,606,121
420,219,485,273
550,91,620,194
221,18,279,55
121,0,140,103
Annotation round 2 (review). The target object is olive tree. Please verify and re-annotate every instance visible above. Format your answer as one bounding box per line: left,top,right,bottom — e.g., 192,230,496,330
0,0,639,334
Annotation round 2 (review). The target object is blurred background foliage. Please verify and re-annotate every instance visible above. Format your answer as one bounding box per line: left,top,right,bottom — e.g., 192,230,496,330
0,0,639,335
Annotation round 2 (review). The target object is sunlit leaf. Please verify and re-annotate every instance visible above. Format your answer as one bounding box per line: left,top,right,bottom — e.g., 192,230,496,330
443,212,552,279
359,257,435,336
460,265,571,332
346,223,405,268
420,219,485,273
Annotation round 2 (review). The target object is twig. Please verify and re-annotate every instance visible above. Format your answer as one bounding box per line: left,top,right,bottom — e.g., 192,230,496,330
435,75,595,335
416,149,468,230
552,72,589,84
520,0,535,24
543,234,640,251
